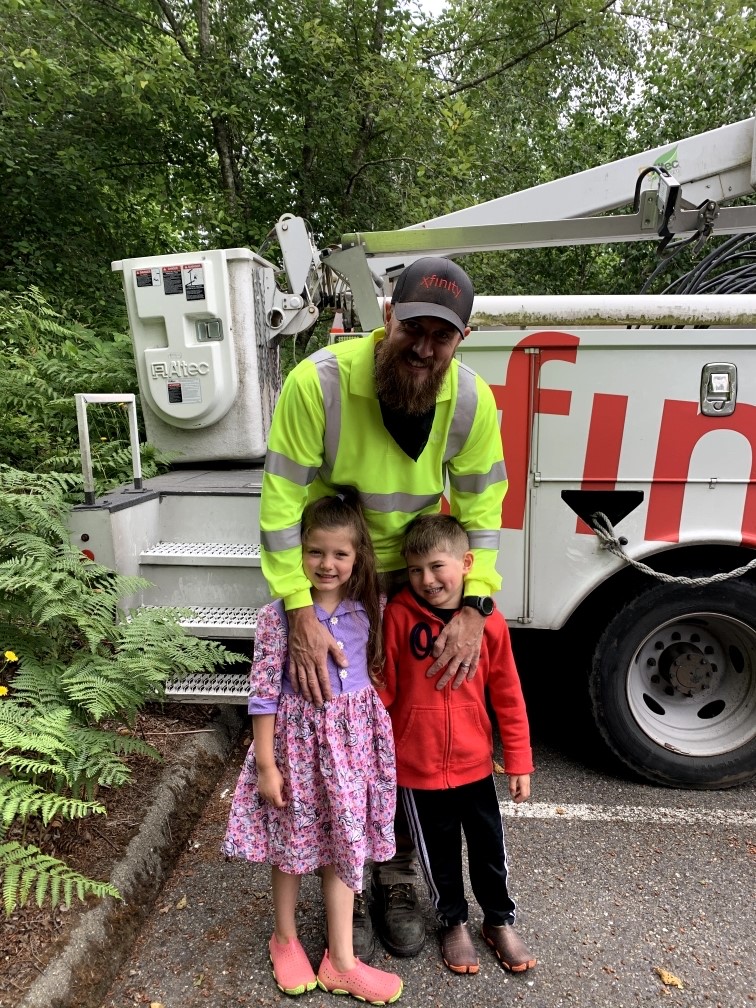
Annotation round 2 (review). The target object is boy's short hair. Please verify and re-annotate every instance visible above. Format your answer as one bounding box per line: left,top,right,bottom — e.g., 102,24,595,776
403,514,470,559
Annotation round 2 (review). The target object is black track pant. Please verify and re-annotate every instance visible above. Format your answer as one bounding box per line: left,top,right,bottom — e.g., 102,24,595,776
402,774,516,928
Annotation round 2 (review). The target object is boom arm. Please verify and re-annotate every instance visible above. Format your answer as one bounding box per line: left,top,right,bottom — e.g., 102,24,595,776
278,117,756,334
364,116,756,276
406,118,756,224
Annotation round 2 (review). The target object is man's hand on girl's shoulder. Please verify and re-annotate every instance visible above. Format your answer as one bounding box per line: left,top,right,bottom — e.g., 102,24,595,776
287,604,348,704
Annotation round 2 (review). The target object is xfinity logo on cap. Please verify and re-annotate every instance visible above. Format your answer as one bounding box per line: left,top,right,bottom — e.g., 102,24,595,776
391,256,475,336
420,274,464,298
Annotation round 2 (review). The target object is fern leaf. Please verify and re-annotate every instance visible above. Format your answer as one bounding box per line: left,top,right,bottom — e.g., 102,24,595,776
0,778,105,827
0,840,120,913
3,862,21,915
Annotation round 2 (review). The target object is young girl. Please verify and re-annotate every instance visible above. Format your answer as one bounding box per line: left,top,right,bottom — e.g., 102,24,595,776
223,494,402,1004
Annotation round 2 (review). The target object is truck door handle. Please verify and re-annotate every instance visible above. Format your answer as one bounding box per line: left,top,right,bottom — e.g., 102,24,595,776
700,362,737,417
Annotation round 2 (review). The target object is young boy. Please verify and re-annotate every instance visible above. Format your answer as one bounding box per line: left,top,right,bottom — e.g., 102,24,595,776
380,514,536,976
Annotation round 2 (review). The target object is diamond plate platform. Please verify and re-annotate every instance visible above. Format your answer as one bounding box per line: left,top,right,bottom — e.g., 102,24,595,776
140,542,262,566
165,669,250,704
177,605,259,638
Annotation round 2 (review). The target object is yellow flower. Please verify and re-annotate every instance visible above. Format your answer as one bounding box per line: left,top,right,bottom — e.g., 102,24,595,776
3,650,17,663
0,686,8,697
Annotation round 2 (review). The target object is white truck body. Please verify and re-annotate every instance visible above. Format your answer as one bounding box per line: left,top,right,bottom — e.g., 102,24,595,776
71,118,756,790
461,326,755,626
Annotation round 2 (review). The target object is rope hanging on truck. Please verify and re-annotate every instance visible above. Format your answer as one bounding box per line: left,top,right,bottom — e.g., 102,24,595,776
590,512,756,586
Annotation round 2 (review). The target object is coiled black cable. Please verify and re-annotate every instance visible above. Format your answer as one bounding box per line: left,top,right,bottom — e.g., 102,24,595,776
637,231,756,326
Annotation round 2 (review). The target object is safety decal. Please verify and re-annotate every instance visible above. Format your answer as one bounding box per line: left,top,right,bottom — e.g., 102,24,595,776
182,264,205,301
162,265,183,294
135,267,162,288
166,378,202,405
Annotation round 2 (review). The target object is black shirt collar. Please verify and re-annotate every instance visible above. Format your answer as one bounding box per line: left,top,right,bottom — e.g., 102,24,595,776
378,397,436,461
409,586,458,624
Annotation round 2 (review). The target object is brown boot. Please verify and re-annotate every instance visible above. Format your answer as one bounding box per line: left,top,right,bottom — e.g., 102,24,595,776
481,922,536,972
440,922,479,974
351,892,375,964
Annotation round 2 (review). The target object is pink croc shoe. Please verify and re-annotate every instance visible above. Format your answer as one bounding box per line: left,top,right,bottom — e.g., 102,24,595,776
317,950,402,1004
268,934,317,996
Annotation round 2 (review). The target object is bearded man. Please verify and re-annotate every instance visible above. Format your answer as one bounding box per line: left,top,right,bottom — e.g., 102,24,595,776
259,257,508,961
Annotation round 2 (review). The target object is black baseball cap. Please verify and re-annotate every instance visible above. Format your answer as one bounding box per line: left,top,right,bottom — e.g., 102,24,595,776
391,257,474,337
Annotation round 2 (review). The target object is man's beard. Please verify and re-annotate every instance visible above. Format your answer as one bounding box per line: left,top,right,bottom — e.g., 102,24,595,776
374,339,448,415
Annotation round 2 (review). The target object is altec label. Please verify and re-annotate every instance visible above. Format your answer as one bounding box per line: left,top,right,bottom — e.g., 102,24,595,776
151,361,210,378
490,331,756,546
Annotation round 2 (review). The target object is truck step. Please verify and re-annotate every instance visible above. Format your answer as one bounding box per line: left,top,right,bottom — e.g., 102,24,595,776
141,604,259,639
165,669,250,704
140,542,262,566
175,605,260,638
140,605,255,703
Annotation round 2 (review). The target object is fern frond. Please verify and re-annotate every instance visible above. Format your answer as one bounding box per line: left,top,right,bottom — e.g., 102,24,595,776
60,749,129,797
71,724,159,762
0,774,105,830
0,840,120,913
0,658,69,707
0,778,105,827
0,755,70,781
60,670,160,721
0,705,77,761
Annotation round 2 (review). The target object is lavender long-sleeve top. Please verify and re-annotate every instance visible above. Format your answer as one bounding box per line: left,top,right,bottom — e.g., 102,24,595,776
248,597,373,715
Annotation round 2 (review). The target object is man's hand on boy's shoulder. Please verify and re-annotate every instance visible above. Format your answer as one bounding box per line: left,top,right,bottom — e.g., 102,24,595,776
508,774,531,804
426,605,485,690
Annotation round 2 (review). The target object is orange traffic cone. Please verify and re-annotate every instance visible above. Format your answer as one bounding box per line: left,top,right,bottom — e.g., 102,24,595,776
330,310,345,336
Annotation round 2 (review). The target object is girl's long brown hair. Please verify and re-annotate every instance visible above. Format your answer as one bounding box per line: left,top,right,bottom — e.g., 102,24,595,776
300,491,384,683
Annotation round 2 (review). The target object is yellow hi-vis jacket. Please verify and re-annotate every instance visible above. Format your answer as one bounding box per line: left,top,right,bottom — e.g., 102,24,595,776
260,328,508,611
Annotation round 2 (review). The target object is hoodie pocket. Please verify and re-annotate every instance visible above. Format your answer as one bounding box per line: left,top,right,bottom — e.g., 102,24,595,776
395,702,491,779
450,702,492,767
395,707,446,779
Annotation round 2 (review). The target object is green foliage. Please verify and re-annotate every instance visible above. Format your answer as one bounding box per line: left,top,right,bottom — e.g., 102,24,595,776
0,776,104,829
1,839,120,916
2,0,755,309
0,465,242,913
421,0,756,295
0,288,173,494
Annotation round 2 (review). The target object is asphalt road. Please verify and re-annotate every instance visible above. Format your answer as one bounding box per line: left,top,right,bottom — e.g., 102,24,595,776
98,669,756,1008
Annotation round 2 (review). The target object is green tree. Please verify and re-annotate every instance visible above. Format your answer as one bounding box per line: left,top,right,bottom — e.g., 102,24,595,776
2,0,755,314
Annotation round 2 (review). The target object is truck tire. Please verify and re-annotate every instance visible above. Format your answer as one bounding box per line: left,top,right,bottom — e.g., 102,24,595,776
589,579,756,789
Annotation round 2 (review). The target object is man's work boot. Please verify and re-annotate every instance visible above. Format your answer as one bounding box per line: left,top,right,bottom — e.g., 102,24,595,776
372,881,426,956
352,891,376,964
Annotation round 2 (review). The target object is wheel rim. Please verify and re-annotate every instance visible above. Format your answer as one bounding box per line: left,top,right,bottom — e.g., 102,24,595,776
625,612,756,757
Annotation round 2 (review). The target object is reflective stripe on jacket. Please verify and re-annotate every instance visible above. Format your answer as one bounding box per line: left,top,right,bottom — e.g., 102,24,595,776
261,328,508,609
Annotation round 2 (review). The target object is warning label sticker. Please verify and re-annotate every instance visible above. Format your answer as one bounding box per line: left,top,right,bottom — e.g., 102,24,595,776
135,267,161,288
182,264,206,302
166,379,202,405
180,378,202,402
162,265,183,295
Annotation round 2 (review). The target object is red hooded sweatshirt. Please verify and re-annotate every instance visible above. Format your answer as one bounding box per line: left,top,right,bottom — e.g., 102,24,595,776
380,587,533,790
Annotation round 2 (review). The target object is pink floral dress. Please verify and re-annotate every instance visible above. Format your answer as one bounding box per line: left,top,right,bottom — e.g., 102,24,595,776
223,598,396,892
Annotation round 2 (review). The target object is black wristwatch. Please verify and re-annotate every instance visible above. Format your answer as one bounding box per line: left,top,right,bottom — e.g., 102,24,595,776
462,595,494,617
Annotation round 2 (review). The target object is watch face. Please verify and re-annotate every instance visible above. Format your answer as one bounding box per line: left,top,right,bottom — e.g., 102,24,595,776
464,595,494,615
